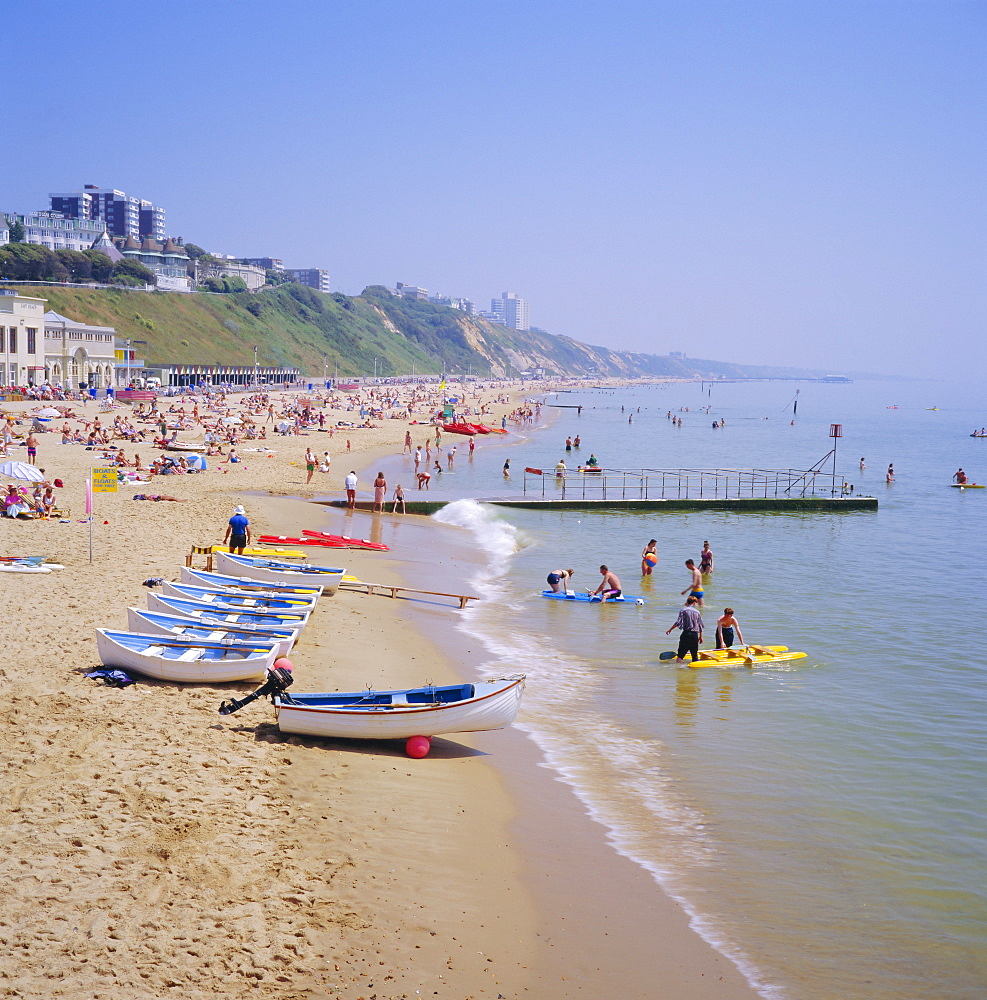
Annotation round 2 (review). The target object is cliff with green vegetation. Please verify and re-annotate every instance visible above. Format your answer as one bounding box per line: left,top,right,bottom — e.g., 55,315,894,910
4,281,836,380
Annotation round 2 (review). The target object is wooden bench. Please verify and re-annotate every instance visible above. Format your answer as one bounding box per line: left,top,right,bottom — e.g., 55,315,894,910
339,579,479,610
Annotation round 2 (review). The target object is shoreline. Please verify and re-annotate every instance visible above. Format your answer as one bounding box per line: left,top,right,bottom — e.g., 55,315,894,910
0,380,759,997
330,444,761,996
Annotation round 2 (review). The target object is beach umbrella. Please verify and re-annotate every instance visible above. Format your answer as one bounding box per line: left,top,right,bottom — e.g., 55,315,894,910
0,460,47,482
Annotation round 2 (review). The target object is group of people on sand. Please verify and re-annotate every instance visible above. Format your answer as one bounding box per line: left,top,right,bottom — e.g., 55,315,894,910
3,482,58,520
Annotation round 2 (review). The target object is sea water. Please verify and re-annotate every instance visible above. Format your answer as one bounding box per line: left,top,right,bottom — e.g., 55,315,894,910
383,378,986,1000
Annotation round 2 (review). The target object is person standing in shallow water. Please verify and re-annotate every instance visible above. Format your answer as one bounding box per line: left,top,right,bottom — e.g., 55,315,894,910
641,539,658,576
699,541,714,575
682,559,704,607
667,597,704,663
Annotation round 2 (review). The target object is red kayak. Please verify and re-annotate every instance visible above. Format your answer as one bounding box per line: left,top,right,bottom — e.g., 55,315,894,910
258,534,390,552
302,530,390,551
442,423,477,436
465,423,491,434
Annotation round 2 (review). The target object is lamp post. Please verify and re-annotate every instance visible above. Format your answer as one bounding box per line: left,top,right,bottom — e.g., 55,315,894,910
253,345,258,389
126,338,131,388
374,356,378,380
323,354,327,386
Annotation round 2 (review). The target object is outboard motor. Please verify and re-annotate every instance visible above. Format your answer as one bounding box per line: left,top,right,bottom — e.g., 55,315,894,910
219,663,294,715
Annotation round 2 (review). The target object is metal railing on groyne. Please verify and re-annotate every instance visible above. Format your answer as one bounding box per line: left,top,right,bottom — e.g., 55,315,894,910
522,465,844,500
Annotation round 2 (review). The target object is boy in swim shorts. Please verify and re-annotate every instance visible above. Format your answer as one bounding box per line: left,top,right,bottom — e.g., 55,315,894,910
715,608,744,649
681,559,704,607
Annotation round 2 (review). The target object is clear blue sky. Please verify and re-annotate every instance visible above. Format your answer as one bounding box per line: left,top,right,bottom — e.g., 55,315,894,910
3,0,984,376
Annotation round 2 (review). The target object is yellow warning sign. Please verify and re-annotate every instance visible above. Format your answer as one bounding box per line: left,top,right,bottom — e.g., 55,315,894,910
91,467,118,493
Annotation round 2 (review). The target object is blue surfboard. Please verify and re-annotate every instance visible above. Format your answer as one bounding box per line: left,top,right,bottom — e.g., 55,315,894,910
541,590,646,604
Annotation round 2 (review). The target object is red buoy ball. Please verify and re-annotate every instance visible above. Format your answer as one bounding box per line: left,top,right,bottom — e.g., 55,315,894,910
273,657,293,672
405,735,431,758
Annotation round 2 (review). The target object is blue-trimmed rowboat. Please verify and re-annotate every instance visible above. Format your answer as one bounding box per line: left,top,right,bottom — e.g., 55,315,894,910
216,552,345,593
127,607,299,657
147,591,310,628
274,676,526,741
179,566,323,598
95,628,277,682
160,581,316,616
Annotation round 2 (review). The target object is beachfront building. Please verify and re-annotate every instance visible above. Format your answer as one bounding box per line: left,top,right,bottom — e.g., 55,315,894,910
193,255,266,292
284,268,331,293
43,308,117,388
0,210,108,252
117,236,191,291
49,184,167,241
490,291,529,331
145,361,300,388
0,290,47,386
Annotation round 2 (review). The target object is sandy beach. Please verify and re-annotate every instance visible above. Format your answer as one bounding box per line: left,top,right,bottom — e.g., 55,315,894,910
0,381,756,998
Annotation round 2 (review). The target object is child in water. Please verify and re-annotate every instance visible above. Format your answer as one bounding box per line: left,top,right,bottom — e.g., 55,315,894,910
715,608,744,649
641,539,658,576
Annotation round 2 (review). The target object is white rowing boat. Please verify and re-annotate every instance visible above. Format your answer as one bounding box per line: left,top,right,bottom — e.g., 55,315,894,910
160,581,317,616
274,676,526,741
179,566,323,598
127,607,298,657
147,592,310,627
95,628,277,682
216,551,345,593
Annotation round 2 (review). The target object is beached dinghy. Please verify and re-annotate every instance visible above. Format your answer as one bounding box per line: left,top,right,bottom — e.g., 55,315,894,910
273,676,525,741
179,566,323,598
127,608,298,657
0,555,64,573
216,552,345,593
148,592,310,628
160,581,317,615
95,628,277,682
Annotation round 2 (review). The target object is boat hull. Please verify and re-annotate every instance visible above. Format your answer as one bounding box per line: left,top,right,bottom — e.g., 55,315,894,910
216,552,344,593
275,677,525,740
96,629,275,682
127,608,297,657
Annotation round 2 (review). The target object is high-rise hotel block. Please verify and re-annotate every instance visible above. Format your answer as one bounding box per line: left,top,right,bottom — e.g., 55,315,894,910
49,184,166,241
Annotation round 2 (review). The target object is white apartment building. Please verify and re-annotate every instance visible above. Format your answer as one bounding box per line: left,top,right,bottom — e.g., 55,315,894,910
490,291,529,331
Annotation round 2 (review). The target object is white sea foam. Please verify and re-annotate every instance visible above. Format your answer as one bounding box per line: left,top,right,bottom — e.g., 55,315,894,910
431,498,783,999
